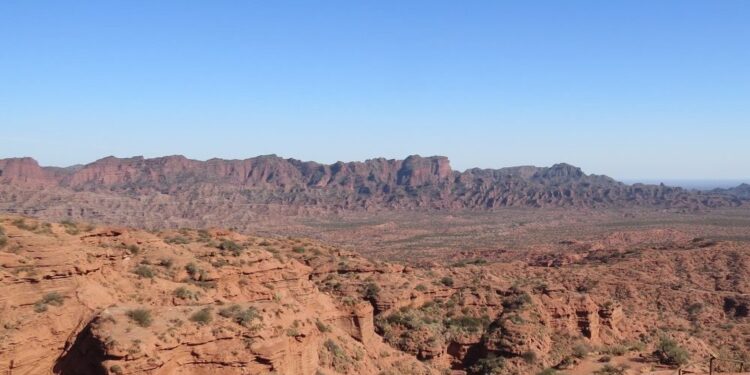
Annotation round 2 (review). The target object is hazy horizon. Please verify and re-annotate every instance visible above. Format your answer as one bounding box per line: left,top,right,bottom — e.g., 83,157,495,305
2,1,749,179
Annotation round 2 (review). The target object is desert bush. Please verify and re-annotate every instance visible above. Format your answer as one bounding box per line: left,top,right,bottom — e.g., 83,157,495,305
185,262,199,275
323,339,351,373
576,278,599,293
127,309,153,327
363,282,380,300
133,265,155,278
469,355,505,375
686,302,703,320
446,315,489,335
315,319,331,332
0,227,7,249
159,258,174,268
190,307,213,325
572,343,591,358
34,292,65,313
173,287,197,300
219,305,260,327
109,365,123,374
292,246,305,253
522,350,538,364
594,364,628,375
60,220,80,235
440,276,454,287
601,344,627,356
165,236,190,245
537,369,557,375
656,337,690,366
12,218,37,231
502,287,532,311
218,239,243,255
126,244,140,255
415,283,427,292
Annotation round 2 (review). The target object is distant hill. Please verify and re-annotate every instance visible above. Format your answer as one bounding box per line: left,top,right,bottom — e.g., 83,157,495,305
0,155,746,227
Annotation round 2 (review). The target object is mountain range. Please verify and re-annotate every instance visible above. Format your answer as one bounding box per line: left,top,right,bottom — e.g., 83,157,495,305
0,155,746,227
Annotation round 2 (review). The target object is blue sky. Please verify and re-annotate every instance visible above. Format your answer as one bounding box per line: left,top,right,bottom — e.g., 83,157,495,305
1,1,748,180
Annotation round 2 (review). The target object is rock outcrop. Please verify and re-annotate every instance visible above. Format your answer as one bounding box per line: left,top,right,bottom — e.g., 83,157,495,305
1,155,746,233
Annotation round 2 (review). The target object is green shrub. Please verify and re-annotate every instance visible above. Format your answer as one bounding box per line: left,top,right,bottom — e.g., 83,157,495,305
292,246,306,253
159,258,174,268
469,355,505,375
440,276,454,287
522,350,538,364
12,218,37,231
127,308,153,327
324,339,351,372
133,265,154,278
594,364,627,375
415,284,427,292
686,302,703,320
316,319,331,332
656,337,690,366
60,220,80,235
537,369,557,375
127,244,140,255
219,304,261,327
502,287,532,310
363,282,380,300
602,344,627,356
190,307,213,325
109,365,124,374
34,292,65,313
165,236,190,245
185,262,199,276
573,343,591,358
42,292,64,306
174,287,196,300
218,239,243,255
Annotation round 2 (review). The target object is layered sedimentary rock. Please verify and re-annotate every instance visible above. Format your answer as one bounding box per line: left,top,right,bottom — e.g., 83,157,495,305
0,155,746,230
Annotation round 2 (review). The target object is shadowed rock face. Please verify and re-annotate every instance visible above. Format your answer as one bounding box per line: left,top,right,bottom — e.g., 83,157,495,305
0,155,746,226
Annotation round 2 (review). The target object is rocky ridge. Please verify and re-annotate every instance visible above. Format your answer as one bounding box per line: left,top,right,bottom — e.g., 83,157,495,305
0,155,746,230
2,216,750,374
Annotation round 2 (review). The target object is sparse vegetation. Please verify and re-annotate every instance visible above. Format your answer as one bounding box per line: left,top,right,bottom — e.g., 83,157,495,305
127,308,153,327
218,239,243,255
219,304,261,328
572,343,591,358
656,337,689,366
165,236,190,245
12,218,37,231
292,246,306,253
440,276,454,287
190,307,213,325
133,265,155,278
469,355,505,375
502,287,532,311
34,292,64,313
323,339,351,373
315,319,331,332
173,286,198,300
60,220,80,235
363,282,380,300
0,226,7,249
594,364,628,375
127,244,140,255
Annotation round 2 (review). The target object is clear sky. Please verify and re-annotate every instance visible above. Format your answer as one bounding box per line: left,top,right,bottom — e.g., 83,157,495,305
1,1,748,180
